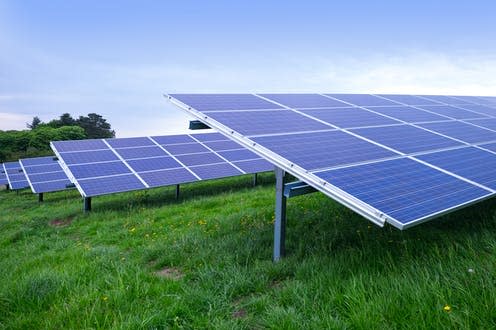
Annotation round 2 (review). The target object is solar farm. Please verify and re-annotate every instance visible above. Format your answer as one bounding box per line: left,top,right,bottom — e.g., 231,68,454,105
1,94,496,328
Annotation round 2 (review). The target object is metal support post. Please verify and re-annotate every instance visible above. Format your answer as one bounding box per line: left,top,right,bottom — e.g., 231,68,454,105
175,184,180,199
83,197,92,213
38,193,44,203
252,173,258,187
273,167,287,262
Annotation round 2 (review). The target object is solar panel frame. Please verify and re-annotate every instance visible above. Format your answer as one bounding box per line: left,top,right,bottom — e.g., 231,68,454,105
168,93,496,229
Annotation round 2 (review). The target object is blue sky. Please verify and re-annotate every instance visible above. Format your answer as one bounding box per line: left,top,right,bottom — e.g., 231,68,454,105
1,1,496,136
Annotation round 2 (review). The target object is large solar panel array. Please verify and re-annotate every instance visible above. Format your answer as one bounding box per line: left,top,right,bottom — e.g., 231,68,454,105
2,161,29,190
19,156,72,194
169,93,496,229
0,164,8,185
51,133,273,197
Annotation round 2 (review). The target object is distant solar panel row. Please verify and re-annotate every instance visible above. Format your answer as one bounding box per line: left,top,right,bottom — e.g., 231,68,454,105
19,156,72,193
2,161,29,190
169,93,496,229
52,133,273,197
0,164,8,185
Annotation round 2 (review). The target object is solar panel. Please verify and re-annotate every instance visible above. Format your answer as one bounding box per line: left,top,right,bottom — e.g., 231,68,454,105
169,93,496,229
3,161,29,190
0,164,8,185
19,156,72,194
52,133,272,197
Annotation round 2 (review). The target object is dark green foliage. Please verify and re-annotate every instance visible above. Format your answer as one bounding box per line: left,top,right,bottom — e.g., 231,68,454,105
0,112,114,161
77,113,115,139
27,116,42,130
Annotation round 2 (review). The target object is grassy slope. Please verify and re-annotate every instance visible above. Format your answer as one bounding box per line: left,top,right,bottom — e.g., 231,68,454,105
0,174,495,329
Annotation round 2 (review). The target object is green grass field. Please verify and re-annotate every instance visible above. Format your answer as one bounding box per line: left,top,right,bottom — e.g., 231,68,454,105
1,174,495,329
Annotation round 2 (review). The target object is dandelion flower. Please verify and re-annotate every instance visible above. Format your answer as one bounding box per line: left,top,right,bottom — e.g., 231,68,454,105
443,305,451,312
102,296,108,301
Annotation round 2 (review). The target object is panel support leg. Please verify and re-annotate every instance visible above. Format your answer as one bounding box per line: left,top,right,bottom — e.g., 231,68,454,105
175,184,180,199
252,173,258,187
273,167,287,262
83,197,92,213
38,193,44,203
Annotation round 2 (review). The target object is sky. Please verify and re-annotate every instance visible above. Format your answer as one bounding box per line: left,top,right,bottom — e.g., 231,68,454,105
1,1,496,136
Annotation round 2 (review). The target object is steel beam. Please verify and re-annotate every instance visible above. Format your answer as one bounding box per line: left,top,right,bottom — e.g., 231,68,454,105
273,167,287,262
252,173,258,187
38,193,44,203
175,184,180,199
83,197,92,213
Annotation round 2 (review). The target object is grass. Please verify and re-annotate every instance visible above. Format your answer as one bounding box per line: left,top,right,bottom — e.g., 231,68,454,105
0,173,495,329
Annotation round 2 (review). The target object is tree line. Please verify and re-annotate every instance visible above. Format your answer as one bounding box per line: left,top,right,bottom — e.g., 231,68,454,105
0,113,115,162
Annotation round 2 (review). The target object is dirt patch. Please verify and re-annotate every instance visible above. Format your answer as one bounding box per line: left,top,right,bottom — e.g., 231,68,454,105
49,217,73,227
232,308,247,319
155,267,184,280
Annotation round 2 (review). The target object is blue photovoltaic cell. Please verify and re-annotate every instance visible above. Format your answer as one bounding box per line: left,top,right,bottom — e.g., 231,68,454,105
139,168,198,187
452,96,493,105
364,106,448,123
52,133,272,198
315,158,489,225
260,93,350,109
69,161,131,179
32,181,71,193
127,157,182,172
300,107,400,128
416,95,471,105
465,118,496,131
377,94,442,106
115,146,167,160
218,149,259,161
190,163,242,180
106,137,154,148
327,94,399,106
190,133,227,142
416,147,496,190
60,150,118,165
163,143,210,155
479,142,496,153
204,140,243,151
176,152,225,166
4,161,21,169
23,163,61,175
29,171,68,183
21,157,56,166
78,174,146,197
233,159,274,173
3,161,30,190
0,164,8,185
52,139,108,152
415,105,488,119
151,134,196,144
351,125,461,154
170,94,283,111
419,121,496,144
20,155,71,194
207,110,332,136
10,180,30,190
253,130,397,170
456,104,496,116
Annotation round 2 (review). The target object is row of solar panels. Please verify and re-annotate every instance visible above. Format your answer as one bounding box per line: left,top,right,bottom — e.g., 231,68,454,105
0,133,273,199
169,93,496,229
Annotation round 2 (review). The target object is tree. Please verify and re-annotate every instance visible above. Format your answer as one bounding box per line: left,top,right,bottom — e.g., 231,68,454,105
27,116,42,130
77,113,115,138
